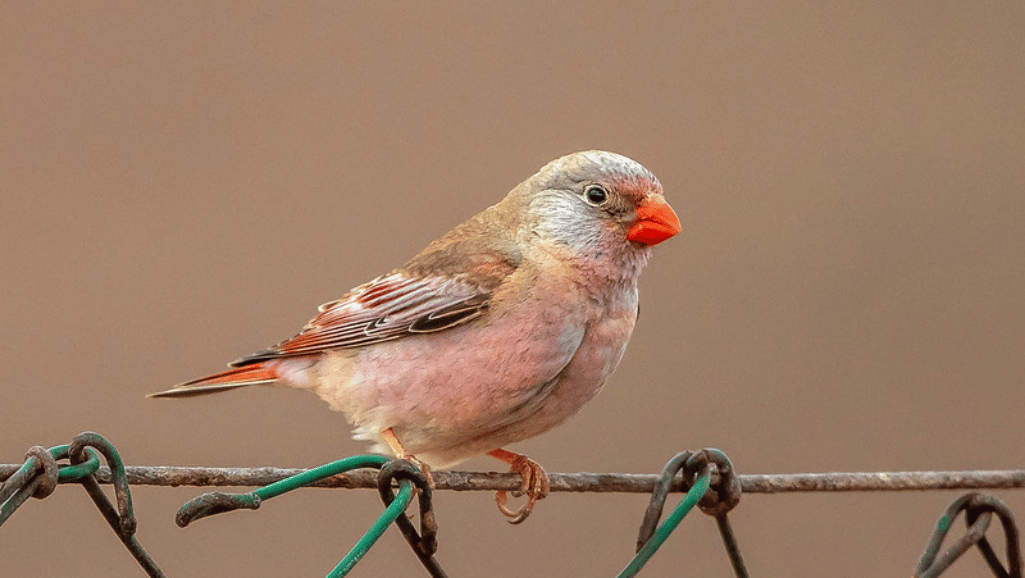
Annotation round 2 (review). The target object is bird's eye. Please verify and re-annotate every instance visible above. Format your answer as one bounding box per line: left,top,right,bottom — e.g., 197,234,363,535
584,185,609,206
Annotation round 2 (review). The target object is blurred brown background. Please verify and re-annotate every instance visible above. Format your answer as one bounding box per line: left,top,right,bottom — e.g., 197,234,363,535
3,3,1023,576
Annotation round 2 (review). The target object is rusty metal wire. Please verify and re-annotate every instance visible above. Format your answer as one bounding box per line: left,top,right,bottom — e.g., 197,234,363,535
168,454,447,577
689,450,748,578
0,445,62,524
621,449,746,578
914,492,1022,578
4,434,1025,578
4,463,1022,494
619,460,710,578
631,449,748,578
377,460,446,578
0,433,166,578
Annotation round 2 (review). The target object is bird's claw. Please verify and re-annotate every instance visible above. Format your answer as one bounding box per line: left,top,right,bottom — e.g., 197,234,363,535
494,455,549,524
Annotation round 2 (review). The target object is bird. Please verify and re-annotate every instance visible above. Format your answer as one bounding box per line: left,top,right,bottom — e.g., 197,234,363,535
150,150,681,523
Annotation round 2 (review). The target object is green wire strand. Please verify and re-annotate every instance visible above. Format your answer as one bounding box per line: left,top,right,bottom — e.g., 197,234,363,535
1,445,102,525
616,471,712,578
250,454,417,578
51,444,101,482
253,455,390,501
174,454,416,578
327,480,415,577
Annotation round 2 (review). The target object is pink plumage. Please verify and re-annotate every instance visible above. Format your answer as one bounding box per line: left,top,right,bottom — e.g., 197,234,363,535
150,151,681,522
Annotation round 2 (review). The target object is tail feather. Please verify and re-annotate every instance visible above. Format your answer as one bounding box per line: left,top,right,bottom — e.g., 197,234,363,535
148,365,279,399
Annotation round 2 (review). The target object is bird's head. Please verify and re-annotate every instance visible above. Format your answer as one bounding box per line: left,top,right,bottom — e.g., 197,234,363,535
516,151,681,272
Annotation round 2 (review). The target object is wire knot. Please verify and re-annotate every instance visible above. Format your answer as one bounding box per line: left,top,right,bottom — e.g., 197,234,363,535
377,459,439,558
687,449,741,518
25,446,59,499
636,448,742,551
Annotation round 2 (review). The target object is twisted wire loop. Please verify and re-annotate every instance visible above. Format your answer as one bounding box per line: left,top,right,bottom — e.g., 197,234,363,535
914,492,1022,578
176,454,448,578
616,450,715,578
685,449,748,578
0,446,59,524
25,446,59,499
68,433,167,577
377,460,447,578
0,433,166,578
628,449,748,578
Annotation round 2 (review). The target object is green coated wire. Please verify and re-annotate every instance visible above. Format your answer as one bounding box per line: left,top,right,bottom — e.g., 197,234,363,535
616,471,712,578
173,454,415,578
326,480,416,577
251,454,418,578
253,455,390,501
1,445,101,524
52,444,101,482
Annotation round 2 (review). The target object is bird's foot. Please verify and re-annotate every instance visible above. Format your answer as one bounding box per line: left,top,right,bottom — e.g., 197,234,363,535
487,448,550,524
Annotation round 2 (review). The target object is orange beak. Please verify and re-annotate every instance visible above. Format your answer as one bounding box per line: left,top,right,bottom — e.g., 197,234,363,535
626,196,682,246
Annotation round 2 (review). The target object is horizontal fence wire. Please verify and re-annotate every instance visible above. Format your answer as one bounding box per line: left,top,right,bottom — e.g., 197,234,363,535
3,434,1023,578
2,464,1023,493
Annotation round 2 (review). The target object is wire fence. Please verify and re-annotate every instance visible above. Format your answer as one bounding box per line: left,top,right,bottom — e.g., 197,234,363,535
2,431,1022,578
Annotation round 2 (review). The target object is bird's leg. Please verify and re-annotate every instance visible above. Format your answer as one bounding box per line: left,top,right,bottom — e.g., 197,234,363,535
487,448,550,524
380,427,434,487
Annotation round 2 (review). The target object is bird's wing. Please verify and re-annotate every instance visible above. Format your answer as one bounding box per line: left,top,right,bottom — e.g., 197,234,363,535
232,272,490,366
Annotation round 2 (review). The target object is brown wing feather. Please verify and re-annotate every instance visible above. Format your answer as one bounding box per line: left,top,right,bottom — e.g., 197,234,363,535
231,273,489,366
233,203,523,367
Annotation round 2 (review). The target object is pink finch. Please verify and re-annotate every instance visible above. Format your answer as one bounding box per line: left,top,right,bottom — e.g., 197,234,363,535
151,150,681,522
